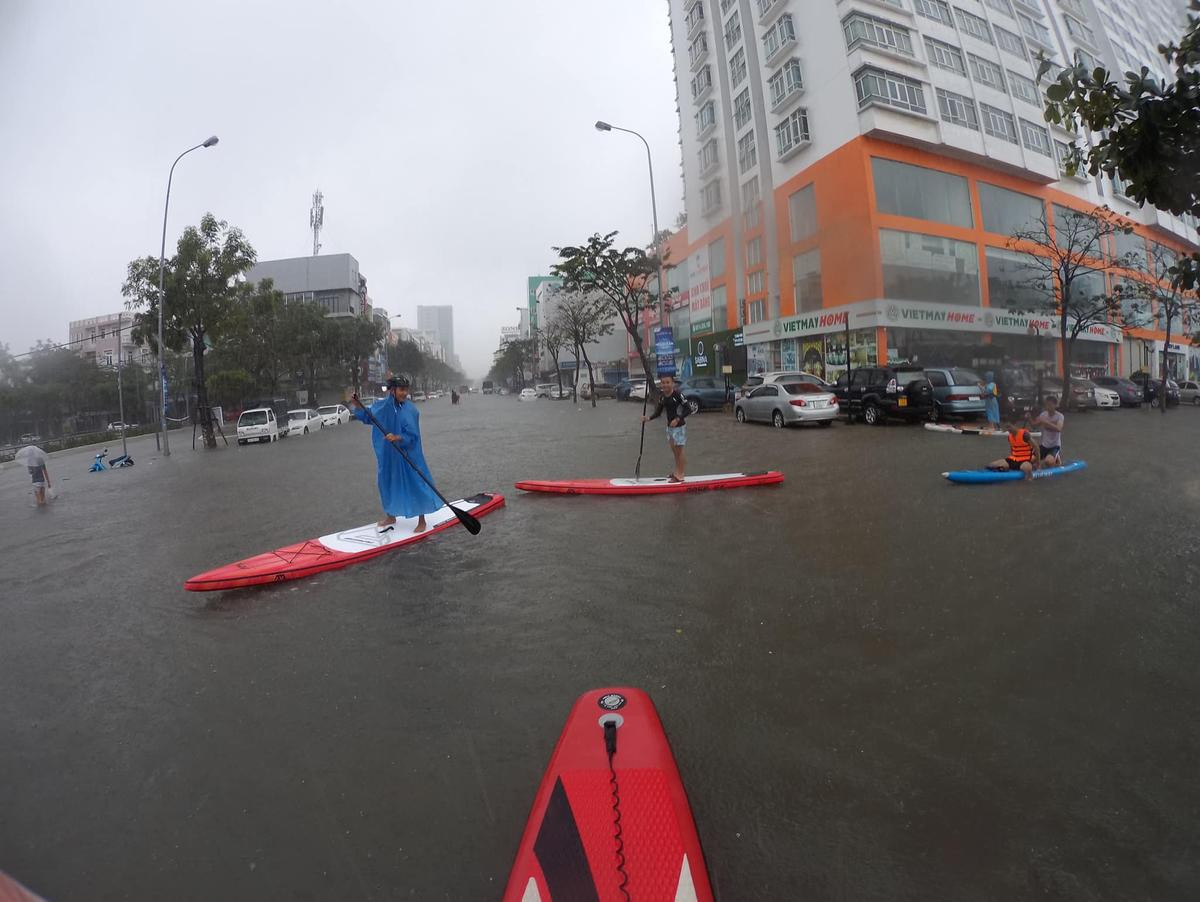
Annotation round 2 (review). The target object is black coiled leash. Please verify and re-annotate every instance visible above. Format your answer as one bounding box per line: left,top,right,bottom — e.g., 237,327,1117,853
604,719,631,901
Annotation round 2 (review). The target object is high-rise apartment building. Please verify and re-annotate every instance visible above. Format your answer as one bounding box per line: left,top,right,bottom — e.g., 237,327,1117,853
417,305,455,363
665,0,1198,382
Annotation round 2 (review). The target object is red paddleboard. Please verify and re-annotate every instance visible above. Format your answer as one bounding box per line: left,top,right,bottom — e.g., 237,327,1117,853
504,688,713,902
515,471,783,495
184,493,504,591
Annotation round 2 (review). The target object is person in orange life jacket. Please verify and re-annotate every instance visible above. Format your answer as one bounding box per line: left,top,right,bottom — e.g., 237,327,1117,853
987,420,1039,481
641,373,688,482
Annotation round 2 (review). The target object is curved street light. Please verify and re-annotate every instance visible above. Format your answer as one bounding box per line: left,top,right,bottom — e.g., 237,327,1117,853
158,136,219,456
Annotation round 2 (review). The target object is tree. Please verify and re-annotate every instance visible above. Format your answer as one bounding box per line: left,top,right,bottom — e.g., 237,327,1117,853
123,213,256,448
488,337,534,390
552,291,613,408
539,319,567,397
332,316,387,397
552,231,663,395
1040,2,1200,291
1128,242,1200,409
1007,205,1136,402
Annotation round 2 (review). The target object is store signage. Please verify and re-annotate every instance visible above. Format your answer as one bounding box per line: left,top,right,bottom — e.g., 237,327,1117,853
654,327,676,376
732,330,745,347
694,339,709,368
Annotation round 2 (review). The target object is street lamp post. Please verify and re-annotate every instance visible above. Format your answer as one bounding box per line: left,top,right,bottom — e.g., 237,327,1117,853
157,135,218,456
594,120,666,326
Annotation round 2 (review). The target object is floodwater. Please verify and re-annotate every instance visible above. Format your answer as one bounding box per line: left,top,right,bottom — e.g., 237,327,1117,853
2,397,1199,900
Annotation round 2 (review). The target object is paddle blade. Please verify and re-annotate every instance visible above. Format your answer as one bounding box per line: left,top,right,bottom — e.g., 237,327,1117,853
451,505,482,535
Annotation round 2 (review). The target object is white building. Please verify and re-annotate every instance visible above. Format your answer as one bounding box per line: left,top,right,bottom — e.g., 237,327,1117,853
68,312,150,368
665,0,1197,381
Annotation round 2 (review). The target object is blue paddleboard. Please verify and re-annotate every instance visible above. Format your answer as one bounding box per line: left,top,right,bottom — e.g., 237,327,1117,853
943,460,1087,484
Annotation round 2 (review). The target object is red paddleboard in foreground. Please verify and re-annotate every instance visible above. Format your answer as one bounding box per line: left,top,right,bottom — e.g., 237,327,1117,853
516,471,783,495
184,493,504,591
504,688,713,902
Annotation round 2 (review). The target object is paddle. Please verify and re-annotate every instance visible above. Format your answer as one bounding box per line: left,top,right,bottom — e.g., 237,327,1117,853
351,394,482,535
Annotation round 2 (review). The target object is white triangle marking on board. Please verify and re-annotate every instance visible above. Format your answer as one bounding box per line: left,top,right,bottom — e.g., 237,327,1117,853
674,853,699,901
521,876,542,902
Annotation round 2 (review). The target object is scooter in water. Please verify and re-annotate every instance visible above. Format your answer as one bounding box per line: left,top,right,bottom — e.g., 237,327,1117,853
89,450,108,472
110,451,134,467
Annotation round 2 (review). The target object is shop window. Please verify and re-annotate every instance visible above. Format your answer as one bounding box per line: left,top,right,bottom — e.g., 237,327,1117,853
788,184,817,242
979,182,1045,235
792,249,823,313
985,247,1050,309
872,158,973,228
880,228,980,304
709,237,726,278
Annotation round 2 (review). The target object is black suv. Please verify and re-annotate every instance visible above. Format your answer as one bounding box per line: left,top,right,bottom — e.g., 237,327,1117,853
833,365,934,424
1129,372,1181,407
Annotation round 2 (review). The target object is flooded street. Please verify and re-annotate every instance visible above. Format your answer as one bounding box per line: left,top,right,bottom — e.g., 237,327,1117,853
3,397,1199,900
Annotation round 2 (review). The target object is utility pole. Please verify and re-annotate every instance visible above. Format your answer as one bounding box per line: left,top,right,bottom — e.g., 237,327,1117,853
310,190,324,256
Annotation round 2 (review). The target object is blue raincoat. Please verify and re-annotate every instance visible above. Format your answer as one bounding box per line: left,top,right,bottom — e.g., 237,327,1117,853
353,397,443,518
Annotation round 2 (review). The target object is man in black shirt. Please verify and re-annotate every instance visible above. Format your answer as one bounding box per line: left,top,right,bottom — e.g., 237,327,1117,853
641,373,688,482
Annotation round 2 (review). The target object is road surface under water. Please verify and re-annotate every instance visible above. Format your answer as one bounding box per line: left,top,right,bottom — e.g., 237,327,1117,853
2,397,1199,900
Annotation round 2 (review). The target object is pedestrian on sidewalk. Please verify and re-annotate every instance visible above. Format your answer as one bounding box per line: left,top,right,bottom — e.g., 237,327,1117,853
16,445,51,506
641,373,689,482
350,374,442,534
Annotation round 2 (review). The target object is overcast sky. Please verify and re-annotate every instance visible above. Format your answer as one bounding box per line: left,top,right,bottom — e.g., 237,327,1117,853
0,0,683,377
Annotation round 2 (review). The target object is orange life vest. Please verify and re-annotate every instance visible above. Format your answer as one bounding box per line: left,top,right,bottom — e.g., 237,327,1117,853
1008,428,1034,462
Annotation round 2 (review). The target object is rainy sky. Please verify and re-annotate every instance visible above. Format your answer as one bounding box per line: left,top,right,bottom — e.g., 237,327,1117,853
0,0,683,377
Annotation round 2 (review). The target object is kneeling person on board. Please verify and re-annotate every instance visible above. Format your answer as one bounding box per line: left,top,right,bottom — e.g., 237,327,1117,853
642,373,688,482
988,421,1039,481
351,374,442,534
1029,395,1064,467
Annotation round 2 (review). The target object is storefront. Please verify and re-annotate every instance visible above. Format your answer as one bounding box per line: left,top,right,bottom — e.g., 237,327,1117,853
743,299,1121,380
675,327,746,381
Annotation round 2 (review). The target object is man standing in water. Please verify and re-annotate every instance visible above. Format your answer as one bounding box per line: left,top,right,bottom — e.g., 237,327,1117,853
350,374,442,533
641,373,689,482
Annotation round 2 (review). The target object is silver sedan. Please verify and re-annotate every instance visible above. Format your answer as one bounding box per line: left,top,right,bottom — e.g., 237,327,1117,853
735,382,839,428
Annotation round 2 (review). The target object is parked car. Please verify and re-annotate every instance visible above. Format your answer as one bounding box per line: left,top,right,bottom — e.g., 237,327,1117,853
923,367,987,422
616,378,647,401
19,433,42,444
107,421,139,431
833,365,934,424
677,376,734,411
736,381,838,428
411,391,428,402
628,380,648,401
1069,379,1120,408
287,408,324,434
317,404,351,426
1041,377,1095,411
518,387,538,401
1179,380,1200,405
740,371,827,398
237,408,280,444
579,382,617,400
1129,372,1181,406
1091,376,1143,407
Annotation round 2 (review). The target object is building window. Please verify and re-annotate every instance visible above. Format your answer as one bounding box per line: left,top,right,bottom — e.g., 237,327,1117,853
954,7,993,43
880,228,981,304
688,33,708,68
737,129,758,174
1113,229,1147,269
1064,15,1096,45
699,138,720,172
936,87,980,129
1055,140,1086,178
747,270,765,295
721,0,736,11
842,13,915,56
1018,12,1053,45
978,181,1045,234
788,183,817,241
685,1,705,34
742,176,762,228
774,107,811,159
702,179,722,213
981,103,1019,143
763,13,796,62
724,10,742,50
925,36,967,75
994,25,1027,59
767,58,804,107
103,350,113,367
748,299,767,323
746,236,762,266
734,88,753,129
1020,118,1052,155
711,284,728,330
983,0,1013,15
730,47,747,87
1074,48,1098,71
968,53,1006,92
854,66,927,114
872,157,974,228
690,65,713,100
1058,0,1086,17
695,100,717,136
709,237,726,278
792,248,823,312
1008,70,1039,105
914,0,953,27
986,247,1050,309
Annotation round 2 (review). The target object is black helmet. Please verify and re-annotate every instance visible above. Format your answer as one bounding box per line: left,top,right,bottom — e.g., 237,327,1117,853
385,374,411,389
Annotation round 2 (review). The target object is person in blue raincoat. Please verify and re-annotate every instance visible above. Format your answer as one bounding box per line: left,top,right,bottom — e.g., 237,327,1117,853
350,374,443,533
980,371,1001,432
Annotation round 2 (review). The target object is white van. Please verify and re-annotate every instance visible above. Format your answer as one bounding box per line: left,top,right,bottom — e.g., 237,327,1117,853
237,408,280,444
